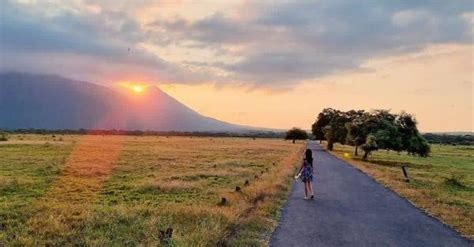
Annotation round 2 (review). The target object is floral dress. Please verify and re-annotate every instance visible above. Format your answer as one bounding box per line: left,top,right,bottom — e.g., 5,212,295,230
301,160,313,182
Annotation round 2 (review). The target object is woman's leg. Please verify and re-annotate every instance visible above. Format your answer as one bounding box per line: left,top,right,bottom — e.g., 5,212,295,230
304,182,309,197
309,181,314,197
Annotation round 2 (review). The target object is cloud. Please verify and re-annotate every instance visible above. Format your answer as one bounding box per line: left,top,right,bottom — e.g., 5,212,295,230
149,0,473,86
0,0,224,84
221,51,361,85
0,0,472,88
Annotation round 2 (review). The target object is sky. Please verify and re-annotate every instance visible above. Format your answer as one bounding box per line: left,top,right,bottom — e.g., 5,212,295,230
0,0,473,132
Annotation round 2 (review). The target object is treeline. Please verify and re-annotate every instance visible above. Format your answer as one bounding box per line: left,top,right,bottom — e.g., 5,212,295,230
422,133,473,145
2,128,285,138
312,108,430,160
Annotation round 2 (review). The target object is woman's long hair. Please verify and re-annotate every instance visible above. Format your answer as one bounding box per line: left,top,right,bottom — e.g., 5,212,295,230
305,149,313,166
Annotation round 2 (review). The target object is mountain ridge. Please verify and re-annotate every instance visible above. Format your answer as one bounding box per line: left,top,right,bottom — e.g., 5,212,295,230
0,72,253,132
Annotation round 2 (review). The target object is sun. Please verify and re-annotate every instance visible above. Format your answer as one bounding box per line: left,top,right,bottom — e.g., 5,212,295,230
132,85,144,93
117,81,147,94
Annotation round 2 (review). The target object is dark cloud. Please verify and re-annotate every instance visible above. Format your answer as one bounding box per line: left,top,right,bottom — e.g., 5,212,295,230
0,1,142,62
148,13,263,45
222,51,361,84
0,0,221,84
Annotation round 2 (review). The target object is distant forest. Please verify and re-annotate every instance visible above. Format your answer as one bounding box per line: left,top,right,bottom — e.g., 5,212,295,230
1,128,472,145
1,128,285,139
422,133,473,146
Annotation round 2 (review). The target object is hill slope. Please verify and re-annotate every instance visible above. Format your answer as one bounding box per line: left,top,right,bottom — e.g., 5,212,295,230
0,72,247,132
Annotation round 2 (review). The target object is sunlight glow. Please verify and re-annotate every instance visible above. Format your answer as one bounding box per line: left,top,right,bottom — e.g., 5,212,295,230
116,81,149,95
132,85,144,93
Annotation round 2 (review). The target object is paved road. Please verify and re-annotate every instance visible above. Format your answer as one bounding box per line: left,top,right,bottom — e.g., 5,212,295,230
270,142,470,247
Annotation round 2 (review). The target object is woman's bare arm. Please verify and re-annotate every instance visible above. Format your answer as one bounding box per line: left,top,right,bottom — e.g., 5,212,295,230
297,159,305,174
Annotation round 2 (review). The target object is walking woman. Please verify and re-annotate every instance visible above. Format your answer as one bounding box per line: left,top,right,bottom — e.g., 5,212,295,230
297,149,314,199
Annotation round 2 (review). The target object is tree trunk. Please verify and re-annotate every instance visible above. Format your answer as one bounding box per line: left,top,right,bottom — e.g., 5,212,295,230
319,139,322,144
355,146,359,156
363,151,369,160
292,139,295,144
327,141,334,151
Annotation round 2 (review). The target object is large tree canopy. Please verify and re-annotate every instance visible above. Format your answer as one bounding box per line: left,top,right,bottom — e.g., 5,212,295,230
311,108,336,142
311,108,430,159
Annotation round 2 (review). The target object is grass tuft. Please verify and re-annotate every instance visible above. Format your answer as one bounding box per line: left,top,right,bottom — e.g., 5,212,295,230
444,174,467,189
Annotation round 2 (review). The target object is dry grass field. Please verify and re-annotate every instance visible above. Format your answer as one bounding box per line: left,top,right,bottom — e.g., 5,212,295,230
0,134,304,246
325,142,474,240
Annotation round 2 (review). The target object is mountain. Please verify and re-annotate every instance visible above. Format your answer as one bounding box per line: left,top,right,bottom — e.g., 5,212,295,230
0,72,249,132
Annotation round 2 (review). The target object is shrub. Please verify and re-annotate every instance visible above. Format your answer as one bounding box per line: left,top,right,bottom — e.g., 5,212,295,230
0,132,8,141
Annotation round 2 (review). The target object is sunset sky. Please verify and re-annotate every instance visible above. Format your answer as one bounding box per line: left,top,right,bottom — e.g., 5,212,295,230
1,0,473,132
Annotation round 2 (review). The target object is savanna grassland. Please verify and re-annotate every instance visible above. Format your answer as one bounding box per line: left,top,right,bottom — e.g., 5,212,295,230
0,134,304,246
325,142,474,239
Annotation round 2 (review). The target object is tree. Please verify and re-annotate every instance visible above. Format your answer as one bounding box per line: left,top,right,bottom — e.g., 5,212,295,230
345,110,367,156
396,112,419,149
361,134,378,160
324,114,350,150
394,112,430,157
311,108,431,159
373,120,402,152
357,110,402,158
313,108,350,150
323,125,335,150
312,108,336,143
285,127,308,143
407,134,430,157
